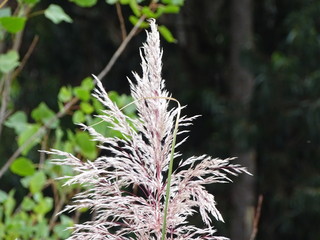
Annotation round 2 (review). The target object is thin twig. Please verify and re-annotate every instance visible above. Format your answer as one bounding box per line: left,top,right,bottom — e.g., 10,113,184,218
0,122,46,178
27,10,45,18
49,180,66,231
97,15,146,80
12,5,31,51
12,28,24,52
0,97,79,179
0,0,9,9
249,195,263,240
0,73,12,137
0,5,31,138
39,131,48,168
116,2,127,41
12,35,39,79
0,17,146,178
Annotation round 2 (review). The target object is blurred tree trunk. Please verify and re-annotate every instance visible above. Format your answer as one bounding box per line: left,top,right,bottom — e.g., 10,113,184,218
229,0,256,240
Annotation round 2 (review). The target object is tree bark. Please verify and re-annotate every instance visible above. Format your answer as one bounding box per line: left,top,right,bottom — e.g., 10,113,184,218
229,0,256,240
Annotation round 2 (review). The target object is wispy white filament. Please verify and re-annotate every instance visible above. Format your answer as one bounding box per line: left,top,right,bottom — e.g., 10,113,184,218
46,19,249,240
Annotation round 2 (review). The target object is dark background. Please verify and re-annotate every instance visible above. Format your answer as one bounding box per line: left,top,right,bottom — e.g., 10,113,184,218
2,0,320,239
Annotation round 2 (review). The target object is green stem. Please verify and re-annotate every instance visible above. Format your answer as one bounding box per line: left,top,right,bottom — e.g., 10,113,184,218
97,94,181,239
161,99,181,240
28,10,45,19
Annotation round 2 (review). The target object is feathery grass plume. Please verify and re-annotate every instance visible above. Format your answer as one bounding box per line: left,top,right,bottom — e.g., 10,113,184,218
45,19,249,239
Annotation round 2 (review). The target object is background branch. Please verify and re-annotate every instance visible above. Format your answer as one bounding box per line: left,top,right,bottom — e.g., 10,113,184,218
116,2,127,41
97,15,145,80
0,97,79,179
0,0,9,9
0,17,146,178
0,5,31,138
12,35,39,79
249,195,263,240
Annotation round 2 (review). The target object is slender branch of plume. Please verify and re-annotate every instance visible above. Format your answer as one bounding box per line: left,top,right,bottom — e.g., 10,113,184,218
44,19,249,240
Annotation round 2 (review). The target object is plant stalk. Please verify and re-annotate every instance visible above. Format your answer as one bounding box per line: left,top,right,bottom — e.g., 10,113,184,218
117,95,181,239
161,99,181,240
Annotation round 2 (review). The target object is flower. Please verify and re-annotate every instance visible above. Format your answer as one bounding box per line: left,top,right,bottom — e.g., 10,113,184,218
46,19,249,240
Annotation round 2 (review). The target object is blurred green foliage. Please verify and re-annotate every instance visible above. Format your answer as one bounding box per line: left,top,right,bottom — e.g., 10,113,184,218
1,76,135,239
0,0,185,238
251,1,320,239
170,1,320,239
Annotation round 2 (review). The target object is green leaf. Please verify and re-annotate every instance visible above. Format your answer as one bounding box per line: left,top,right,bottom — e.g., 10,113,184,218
21,0,40,4
0,17,26,33
67,129,76,142
53,215,73,238
34,220,50,238
120,0,130,4
129,15,149,28
70,0,97,7
18,124,42,155
63,140,74,153
20,176,32,188
158,25,177,43
122,101,135,115
157,5,180,14
0,190,7,203
81,77,94,91
34,197,53,214
21,197,35,211
29,171,46,194
44,4,73,24
10,157,35,176
80,102,94,114
108,91,134,109
108,90,119,102
119,94,133,108
91,116,128,139
164,5,180,13
31,102,59,128
31,102,53,121
33,191,43,202
53,127,63,149
4,190,16,217
75,131,97,159
74,86,90,101
106,0,118,4
91,117,109,136
0,50,19,73
129,0,140,16
4,111,27,134
92,98,104,113
141,6,157,18
58,86,72,102
161,0,184,5
78,207,89,213
72,110,85,123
